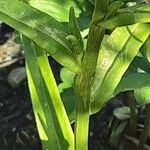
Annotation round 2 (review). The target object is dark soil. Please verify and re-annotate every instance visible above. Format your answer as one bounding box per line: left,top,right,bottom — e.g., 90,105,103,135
0,61,42,150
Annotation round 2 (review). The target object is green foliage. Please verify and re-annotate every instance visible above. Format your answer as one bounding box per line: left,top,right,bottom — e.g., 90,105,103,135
105,1,123,19
101,3,150,29
135,86,150,105
132,56,150,73
21,35,74,149
91,23,150,113
28,0,81,22
0,0,150,149
60,88,75,123
140,36,150,62
68,7,84,62
0,0,80,72
114,72,150,105
109,121,127,146
115,73,150,94
58,68,75,93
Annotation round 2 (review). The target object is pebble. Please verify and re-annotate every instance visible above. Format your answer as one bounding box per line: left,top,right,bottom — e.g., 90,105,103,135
7,67,26,88
0,35,20,63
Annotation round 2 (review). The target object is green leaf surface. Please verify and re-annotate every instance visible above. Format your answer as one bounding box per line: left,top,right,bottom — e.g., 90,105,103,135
21,35,74,149
28,0,81,22
140,36,150,62
58,68,75,93
69,7,83,47
91,23,150,113
134,86,150,105
121,3,150,12
114,73,150,96
132,56,150,73
60,88,75,123
0,0,80,72
101,4,150,29
67,7,84,63
105,1,123,20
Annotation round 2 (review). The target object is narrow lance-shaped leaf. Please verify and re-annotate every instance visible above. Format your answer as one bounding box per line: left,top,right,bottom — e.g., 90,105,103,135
91,23,150,114
101,4,150,29
0,0,80,72
68,7,83,49
37,51,74,149
21,35,74,150
67,7,84,63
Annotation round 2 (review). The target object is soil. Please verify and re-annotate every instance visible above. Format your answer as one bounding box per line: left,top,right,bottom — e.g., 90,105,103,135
0,23,149,150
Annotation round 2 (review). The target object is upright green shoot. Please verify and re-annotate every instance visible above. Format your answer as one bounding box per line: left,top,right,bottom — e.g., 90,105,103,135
74,0,108,149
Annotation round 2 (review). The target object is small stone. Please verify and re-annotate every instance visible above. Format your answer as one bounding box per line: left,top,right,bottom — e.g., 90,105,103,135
0,102,3,107
26,114,32,121
0,34,20,63
12,127,16,132
7,67,26,88
90,131,94,137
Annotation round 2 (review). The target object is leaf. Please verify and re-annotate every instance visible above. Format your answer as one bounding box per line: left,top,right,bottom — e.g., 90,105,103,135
60,88,75,123
122,3,150,12
60,68,75,84
21,35,74,149
105,1,123,20
91,23,150,114
28,0,81,22
132,56,150,73
0,0,80,72
66,7,84,63
58,68,75,93
68,7,83,50
134,86,150,105
114,73,150,96
101,4,150,29
140,36,150,62
114,72,150,105
109,121,127,146
113,106,137,120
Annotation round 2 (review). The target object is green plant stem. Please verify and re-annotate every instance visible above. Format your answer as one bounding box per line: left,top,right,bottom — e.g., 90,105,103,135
138,104,150,150
74,1,108,149
74,73,91,150
74,25,105,150
127,91,137,136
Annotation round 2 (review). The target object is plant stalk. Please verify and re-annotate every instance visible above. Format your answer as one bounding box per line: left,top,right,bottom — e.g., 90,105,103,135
74,0,108,149
127,91,137,136
74,73,91,150
138,104,150,150
74,26,104,149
